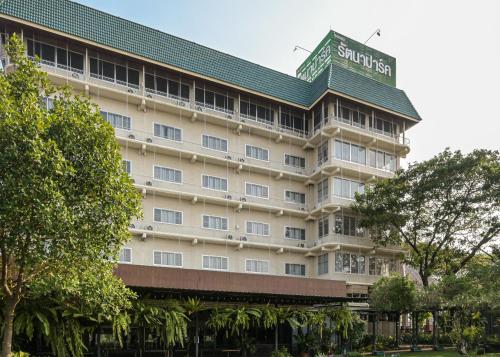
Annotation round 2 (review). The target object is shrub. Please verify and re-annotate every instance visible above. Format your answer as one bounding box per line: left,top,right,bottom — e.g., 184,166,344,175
270,346,292,357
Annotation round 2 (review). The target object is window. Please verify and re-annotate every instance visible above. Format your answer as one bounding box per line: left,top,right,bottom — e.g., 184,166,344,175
369,257,396,276
285,154,305,169
246,221,270,236
195,87,234,113
246,259,269,274
245,145,269,161
119,248,132,263
318,142,328,165
145,72,190,101
101,111,131,130
27,39,84,73
337,106,366,128
285,263,306,276
335,253,366,274
318,215,329,238
202,134,228,152
334,140,366,165
202,175,228,191
318,253,328,275
202,215,228,230
203,255,228,270
240,99,273,124
153,208,182,225
154,166,182,183
154,123,182,141
246,183,269,199
41,97,54,111
285,227,305,241
153,251,182,267
285,190,306,204
333,178,365,200
122,160,131,175
317,178,329,202
280,109,306,134
90,57,139,87
368,149,397,171
370,117,396,137
334,215,365,237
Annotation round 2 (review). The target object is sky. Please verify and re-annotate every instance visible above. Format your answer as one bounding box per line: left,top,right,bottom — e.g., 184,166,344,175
74,0,500,164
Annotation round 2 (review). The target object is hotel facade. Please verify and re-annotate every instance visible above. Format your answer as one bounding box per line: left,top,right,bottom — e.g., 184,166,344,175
0,0,420,305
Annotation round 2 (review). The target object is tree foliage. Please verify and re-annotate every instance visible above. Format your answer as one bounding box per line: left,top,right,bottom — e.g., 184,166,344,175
0,34,142,356
353,149,500,286
369,274,418,313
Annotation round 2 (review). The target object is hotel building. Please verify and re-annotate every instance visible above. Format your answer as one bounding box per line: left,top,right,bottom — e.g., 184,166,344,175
0,0,420,305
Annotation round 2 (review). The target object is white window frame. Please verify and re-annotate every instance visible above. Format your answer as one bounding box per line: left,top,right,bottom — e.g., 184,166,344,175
245,144,270,162
245,259,270,274
153,250,183,268
201,174,228,192
153,165,183,184
245,220,270,237
284,153,306,169
202,255,229,271
284,190,306,205
201,134,228,153
101,110,132,131
119,247,132,264
153,207,183,225
284,226,306,241
122,159,132,175
201,214,229,231
245,182,269,199
152,122,183,142
284,263,306,277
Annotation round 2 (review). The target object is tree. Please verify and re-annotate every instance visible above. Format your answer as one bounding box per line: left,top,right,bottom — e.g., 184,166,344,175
0,35,142,356
353,149,500,287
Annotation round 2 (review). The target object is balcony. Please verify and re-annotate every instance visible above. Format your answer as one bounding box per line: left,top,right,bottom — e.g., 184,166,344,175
308,157,395,181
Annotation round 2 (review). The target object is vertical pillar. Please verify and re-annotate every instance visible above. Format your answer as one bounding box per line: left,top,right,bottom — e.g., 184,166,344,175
432,310,438,350
395,312,400,348
372,313,377,352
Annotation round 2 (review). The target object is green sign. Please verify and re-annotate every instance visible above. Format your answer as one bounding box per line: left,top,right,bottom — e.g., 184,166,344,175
296,31,397,87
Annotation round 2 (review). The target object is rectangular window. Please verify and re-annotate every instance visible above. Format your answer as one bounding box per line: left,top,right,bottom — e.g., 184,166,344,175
154,123,182,141
101,111,131,130
285,227,306,241
240,99,273,123
318,142,328,165
334,140,366,165
318,253,329,275
122,160,131,175
202,134,228,152
285,263,306,276
119,248,132,263
154,166,182,183
202,215,228,230
285,190,306,204
335,253,366,274
333,178,365,200
245,259,269,274
202,255,228,270
245,182,269,199
317,178,329,202
284,154,306,169
334,215,365,237
246,221,270,236
245,145,269,161
153,251,182,267
195,88,234,113
368,149,397,172
318,215,329,238
153,208,182,225
202,175,228,191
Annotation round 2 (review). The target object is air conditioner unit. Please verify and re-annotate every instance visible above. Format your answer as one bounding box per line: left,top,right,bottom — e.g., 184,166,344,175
71,72,80,79
297,243,305,248
128,134,136,140
146,225,153,231
240,197,247,202
226,234,233,240
196,106,204,111
226,114,232,119
178,101,186,107
146,138,153,143
129,224,136,229
238,158,245,162
300,207,305,211
147,94,153,98
240,119,246,123
224,155,232,160
127,89,134,94
240,236,247,241
266,125,272,130
224,194,232,200
146,181,153,186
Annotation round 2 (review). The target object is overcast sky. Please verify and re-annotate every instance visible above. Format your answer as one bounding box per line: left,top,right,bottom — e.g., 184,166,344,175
75,0,500,164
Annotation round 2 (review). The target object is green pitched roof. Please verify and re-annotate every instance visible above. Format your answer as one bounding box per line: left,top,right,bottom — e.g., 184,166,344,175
0,0,421,120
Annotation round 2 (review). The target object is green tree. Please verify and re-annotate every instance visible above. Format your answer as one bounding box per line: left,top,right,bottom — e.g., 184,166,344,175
353,149,500,287
0,35,142,356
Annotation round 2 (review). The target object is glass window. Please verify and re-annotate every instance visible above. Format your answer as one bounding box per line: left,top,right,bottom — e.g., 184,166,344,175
154,208,182,224
154,166,182,183
168,80,179,97
318,142,328,165
285,154,305,169
285,190,305,204
285,263,305,276
246,221,270,236
202,134,228,152
122,160,131,175
318,253,328,275
245,145,269,161
154,123,182,141
202,175,228,191
119,248,132,263
101,111,131,130
334,178,364,200
154,251,182,267
245,183,269,199
285,227,306,241
128,68,139,86
335,253,343,272
317,178,329,203
246,259,269,274
203,256,228,270
116,65,127,83
202,215,228,230
318,215,329,238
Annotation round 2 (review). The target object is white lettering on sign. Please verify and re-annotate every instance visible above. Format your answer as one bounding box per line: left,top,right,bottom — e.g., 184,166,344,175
337,41,392,78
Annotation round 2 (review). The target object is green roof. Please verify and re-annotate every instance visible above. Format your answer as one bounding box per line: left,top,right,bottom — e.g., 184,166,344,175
0,0,421,120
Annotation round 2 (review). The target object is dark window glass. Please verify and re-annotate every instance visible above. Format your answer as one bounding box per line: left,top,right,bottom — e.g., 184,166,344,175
157,77,167,93
341,107,350,120
249,103,256,117
240,101,248,115
115,65,127,82
70,52,83,70
34,42,41,58
90,58,98,75
128,68,139,85
27,39,34,57
102,61,114,79
195,88,204,103
205,91,214,106
145,73,155,90
180,84,189,100
227,98,234,112
41,43,55,62
56,48,67,66
215,93,225,109
293,115,303,130
257,106,266,120
169,80,179,96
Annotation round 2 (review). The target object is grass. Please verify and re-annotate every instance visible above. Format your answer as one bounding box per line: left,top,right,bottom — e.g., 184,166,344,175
394,351,500,357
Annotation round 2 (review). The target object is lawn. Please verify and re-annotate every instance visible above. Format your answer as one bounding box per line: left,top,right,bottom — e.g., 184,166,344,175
394,351,500,357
